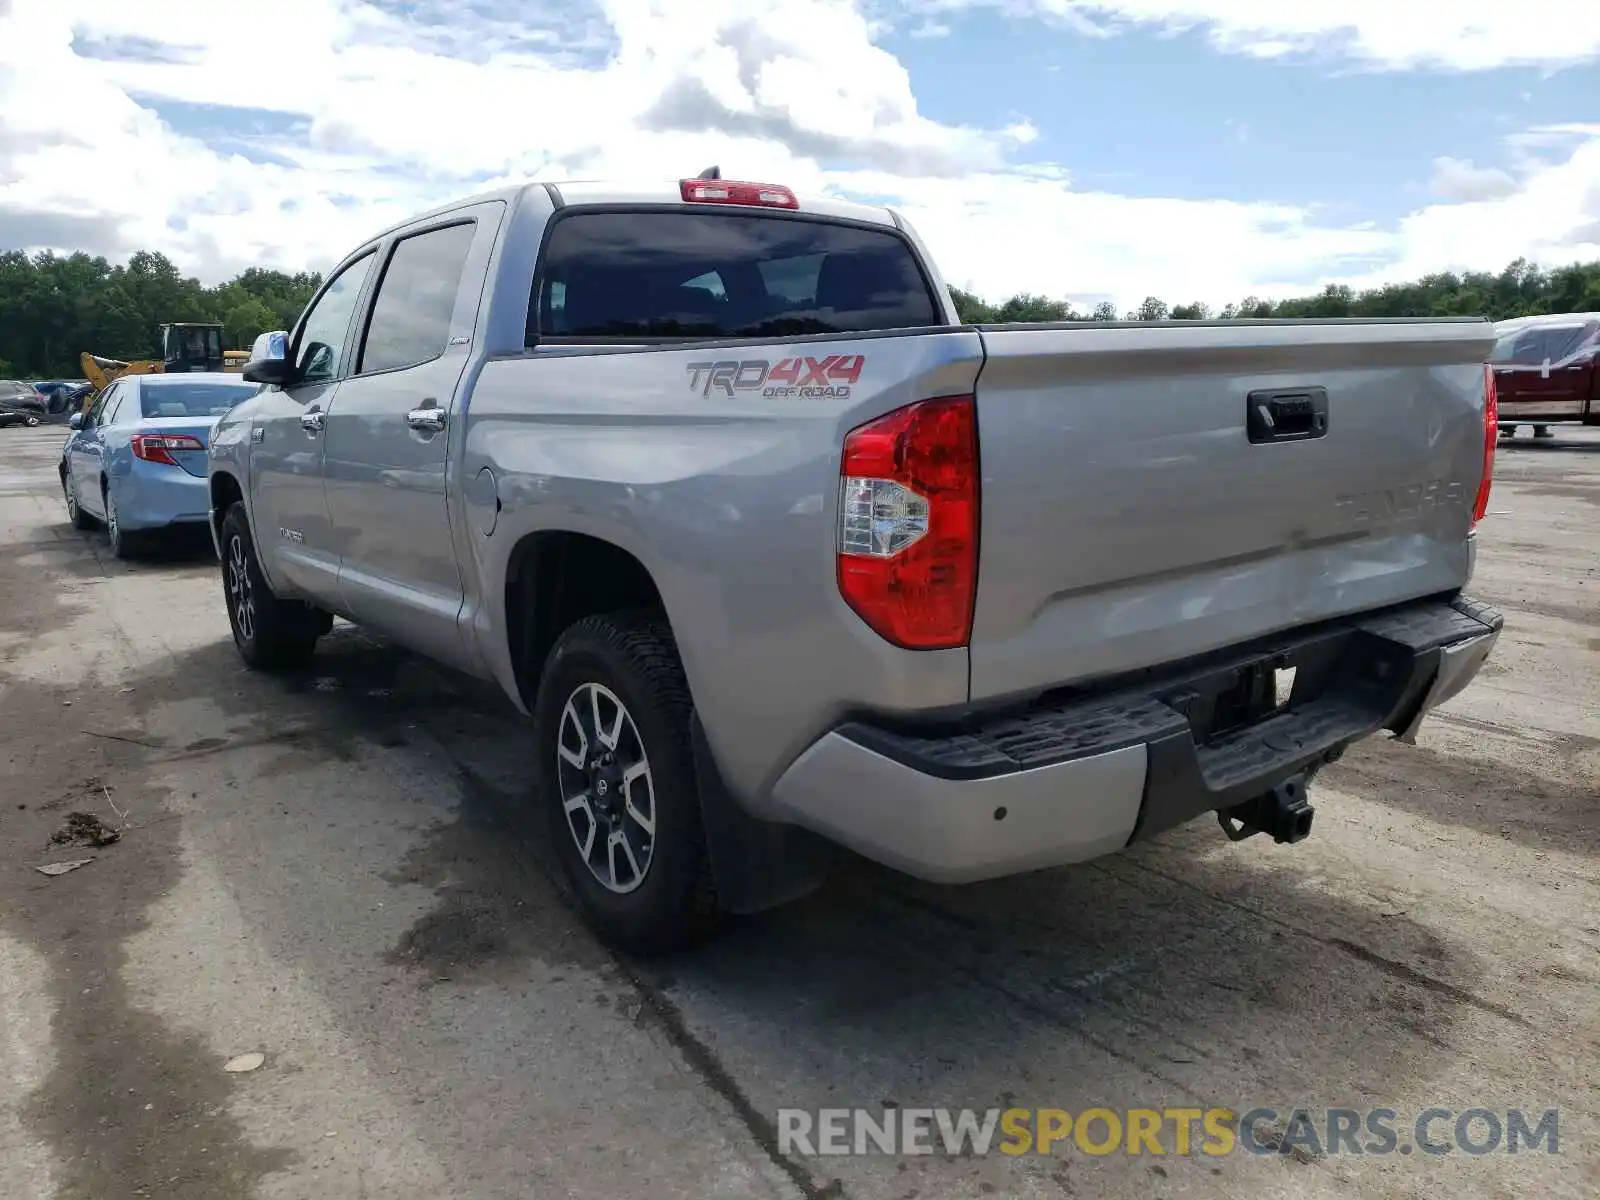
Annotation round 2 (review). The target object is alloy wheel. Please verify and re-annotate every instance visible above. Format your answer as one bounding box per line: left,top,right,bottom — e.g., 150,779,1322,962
556,682,656,894
226,533,256,642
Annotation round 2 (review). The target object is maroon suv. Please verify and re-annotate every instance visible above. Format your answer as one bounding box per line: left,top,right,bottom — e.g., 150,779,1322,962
1489,313,1600,438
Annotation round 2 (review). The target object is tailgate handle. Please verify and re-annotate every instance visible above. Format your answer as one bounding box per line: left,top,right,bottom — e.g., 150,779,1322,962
1247,388,1329,444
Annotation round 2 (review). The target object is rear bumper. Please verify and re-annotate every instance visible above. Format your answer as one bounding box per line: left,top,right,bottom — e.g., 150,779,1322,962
770,594,1502,884
113,462,211,531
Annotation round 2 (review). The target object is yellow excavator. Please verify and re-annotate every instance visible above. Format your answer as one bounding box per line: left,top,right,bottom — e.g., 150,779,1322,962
78,321,246,408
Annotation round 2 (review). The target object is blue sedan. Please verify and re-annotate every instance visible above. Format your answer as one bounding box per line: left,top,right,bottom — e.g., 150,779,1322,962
60,373,260,558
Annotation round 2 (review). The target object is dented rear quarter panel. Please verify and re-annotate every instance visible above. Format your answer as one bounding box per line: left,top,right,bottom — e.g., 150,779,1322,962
458,331,984,810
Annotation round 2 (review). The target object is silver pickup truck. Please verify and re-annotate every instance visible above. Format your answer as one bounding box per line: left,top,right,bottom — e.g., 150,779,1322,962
209,172,1504,952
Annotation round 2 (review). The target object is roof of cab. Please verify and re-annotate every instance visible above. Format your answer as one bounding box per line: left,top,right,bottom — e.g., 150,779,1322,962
138,372,260,387
362,178,899,246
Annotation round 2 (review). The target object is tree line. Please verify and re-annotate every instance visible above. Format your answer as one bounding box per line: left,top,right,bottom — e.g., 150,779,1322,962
950,258,1600,325
0,250,322,379
3,247,1599,379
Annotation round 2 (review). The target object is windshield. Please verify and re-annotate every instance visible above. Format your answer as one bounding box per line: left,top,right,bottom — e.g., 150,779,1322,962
140,382,255,418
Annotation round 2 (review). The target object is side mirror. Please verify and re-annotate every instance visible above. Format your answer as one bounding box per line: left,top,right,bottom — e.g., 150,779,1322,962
241,330,291,386
68,413,84,430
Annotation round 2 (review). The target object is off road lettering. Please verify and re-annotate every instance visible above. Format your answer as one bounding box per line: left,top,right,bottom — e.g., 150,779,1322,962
685,354,865,399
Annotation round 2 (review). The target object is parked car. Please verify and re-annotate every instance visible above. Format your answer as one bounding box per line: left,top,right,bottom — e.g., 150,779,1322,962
1488,312,1600,437
33,379,93,415
0,380,48,427
60,372,259,557
208,174,1504,953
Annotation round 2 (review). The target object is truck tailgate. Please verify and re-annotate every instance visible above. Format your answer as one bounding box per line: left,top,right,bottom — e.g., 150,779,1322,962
968,318,1497,702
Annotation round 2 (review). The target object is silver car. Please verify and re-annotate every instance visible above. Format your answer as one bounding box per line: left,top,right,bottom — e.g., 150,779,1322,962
60,372,259,557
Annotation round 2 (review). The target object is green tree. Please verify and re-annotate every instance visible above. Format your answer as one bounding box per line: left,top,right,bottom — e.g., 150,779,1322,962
223,297,281,350
948,287,993,323
2,245,1599,377
0,248,320,377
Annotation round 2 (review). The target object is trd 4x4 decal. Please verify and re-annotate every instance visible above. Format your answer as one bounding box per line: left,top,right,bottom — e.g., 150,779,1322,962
686,355,865,399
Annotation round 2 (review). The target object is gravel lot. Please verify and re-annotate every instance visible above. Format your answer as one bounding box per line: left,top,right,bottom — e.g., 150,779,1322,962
1,422,1596,1200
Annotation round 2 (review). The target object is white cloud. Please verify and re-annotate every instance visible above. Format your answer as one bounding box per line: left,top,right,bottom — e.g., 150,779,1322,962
0,0,1597,313
914,1,1600,72
1429,156,1519,203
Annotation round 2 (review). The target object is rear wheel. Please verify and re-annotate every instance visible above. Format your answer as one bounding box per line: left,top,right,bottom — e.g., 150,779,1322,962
23,415,40,428
220,502,324,670
533,611,718,954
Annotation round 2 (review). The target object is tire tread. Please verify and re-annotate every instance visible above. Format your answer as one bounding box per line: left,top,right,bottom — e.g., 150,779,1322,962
535,609,719,954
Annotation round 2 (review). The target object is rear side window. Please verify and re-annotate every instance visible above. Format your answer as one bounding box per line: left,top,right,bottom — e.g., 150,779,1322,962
533,211,940,341
360,222,476,374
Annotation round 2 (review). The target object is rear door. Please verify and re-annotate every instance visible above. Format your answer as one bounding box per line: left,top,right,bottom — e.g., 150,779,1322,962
251,248,378,599
321,203,501,672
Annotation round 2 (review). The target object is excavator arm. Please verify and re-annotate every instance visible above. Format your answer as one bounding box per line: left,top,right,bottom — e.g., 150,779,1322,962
79,352,164,396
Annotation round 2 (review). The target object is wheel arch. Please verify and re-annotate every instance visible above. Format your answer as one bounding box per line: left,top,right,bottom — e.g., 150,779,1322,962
210,470,245,546
503,529,666,710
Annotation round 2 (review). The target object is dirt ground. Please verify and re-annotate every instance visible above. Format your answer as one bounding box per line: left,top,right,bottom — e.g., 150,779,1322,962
1,422,1596,1200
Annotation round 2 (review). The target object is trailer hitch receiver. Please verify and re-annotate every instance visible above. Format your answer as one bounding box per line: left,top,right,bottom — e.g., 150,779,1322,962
1218,773,1315,845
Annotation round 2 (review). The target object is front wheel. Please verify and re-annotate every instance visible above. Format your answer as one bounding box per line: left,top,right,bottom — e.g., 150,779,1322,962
219,502,324,670
63,471,94,530
23,414,40,428
104,487,139,559
532,611,719,954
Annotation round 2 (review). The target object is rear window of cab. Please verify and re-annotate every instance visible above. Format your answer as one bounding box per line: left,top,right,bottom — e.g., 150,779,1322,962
532,211,941,342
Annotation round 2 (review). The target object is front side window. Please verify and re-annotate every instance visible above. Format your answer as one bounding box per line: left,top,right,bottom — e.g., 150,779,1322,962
359,222,476,375
89,384,118,426
102,386,129,425
295,250,375,385
533,211,940,341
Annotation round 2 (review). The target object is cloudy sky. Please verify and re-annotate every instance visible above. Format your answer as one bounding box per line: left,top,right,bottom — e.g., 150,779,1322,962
0,0,1597,310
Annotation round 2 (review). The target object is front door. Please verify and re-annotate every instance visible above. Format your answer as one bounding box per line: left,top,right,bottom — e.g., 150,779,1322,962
69,382,120,518
250,248,377,599
321,207,499,672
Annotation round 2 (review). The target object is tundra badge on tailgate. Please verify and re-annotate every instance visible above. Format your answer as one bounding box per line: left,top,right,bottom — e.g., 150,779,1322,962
686,355,865,400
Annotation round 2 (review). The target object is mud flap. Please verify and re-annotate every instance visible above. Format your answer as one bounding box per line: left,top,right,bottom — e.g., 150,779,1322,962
691,715,835,915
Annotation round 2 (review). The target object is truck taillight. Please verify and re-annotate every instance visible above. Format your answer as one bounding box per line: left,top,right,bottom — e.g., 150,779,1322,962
679,179,798,209
132,433,205,465
1472,364,1497,530
837,395,978,650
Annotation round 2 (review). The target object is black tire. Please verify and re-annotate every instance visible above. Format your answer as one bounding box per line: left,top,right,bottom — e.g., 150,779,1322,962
219,502,323,670
533,611,718,955
63,470,94,530
103,485,140,559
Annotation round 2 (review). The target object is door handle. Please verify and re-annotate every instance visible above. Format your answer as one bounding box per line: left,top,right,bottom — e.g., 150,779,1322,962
301,409,324,434
407,404,446,433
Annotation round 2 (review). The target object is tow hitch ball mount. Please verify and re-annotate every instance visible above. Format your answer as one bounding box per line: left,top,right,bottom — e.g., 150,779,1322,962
1218,772,1315,845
